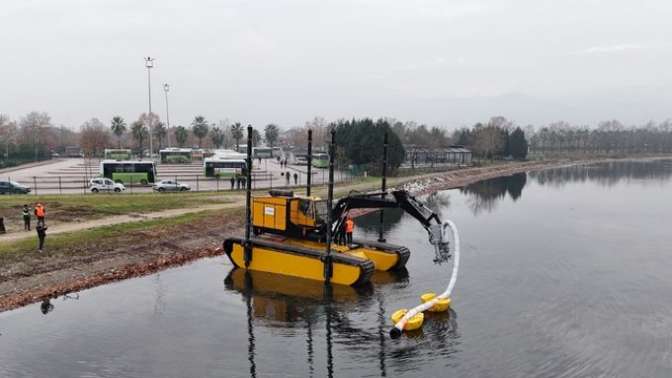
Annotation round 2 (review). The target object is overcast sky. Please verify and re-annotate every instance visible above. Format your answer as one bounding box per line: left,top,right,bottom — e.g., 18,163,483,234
2,0,672,129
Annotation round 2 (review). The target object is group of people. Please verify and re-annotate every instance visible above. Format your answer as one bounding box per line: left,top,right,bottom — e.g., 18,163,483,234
21,202,48,253
229,175,248,190
337,216,355,246
281,171,299,186
278,157,289,168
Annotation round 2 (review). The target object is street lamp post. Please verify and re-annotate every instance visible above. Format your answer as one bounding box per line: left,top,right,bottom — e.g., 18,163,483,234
145,56,155,160
163,83,171,148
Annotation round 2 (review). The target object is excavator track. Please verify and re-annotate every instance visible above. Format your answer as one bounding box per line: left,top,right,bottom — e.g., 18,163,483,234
352,238,411,270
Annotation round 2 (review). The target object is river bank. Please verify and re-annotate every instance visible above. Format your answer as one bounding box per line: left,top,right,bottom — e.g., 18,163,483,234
1,156,669,313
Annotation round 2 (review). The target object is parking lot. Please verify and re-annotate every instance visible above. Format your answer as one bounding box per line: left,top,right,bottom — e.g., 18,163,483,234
1,158,354,195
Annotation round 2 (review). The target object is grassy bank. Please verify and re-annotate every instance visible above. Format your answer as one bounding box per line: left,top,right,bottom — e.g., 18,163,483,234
1,207,243,260
0,191,238,230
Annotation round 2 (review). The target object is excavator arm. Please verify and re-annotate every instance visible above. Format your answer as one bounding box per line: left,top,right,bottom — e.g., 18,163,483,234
330,190,449,257
331,190,441,229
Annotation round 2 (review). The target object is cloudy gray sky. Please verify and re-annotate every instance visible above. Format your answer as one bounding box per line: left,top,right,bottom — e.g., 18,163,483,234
2,0,671,129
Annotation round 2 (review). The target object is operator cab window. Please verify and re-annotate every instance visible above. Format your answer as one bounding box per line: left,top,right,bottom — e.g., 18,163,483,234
313,200,328,223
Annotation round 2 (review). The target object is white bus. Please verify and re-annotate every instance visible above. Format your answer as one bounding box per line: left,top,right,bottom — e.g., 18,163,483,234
253,146,282,159
204,151,247,178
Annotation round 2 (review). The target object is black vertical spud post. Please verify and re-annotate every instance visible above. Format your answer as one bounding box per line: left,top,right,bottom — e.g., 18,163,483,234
324,128,336,283
244,125,253,267
378,132,388,242
307,129,313,196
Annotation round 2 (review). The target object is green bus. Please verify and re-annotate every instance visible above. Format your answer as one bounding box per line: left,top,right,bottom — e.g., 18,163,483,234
104,149,132,161
312,153,329,169
204,153,247,178
100,160,157,185
159,148,192,164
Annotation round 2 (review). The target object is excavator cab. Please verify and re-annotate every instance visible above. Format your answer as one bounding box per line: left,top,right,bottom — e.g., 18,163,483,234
252,190,329,237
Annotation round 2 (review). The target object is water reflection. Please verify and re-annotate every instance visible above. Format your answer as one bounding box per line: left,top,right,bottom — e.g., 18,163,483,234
530,159,672,187
460,173,527,214
354,208,405,233
39,299,54,315
424,192,451,220
38,292,80,315
223,268,457,377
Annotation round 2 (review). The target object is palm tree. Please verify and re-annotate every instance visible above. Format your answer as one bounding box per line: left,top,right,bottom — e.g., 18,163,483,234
130,120,148,156
153,122,167,150
110,116,127,148
210,126,225,148
191,116,209,148
175,126,189,147
264,123,279,156
230,122,243,151
252,128,262,147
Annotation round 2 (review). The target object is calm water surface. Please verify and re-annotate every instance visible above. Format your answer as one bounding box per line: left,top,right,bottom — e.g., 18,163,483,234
2,160,672,377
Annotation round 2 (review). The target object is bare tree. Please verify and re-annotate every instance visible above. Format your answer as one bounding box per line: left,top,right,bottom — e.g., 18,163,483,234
80,118,110,157
19,112,51,161
0,115,17,161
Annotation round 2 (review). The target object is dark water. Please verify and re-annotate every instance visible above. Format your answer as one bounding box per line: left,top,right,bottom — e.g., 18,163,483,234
2,160,672,378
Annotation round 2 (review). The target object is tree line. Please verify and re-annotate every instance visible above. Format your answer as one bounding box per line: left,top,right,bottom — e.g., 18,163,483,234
0,112,284,162
528,120,672,155
4,110,672,167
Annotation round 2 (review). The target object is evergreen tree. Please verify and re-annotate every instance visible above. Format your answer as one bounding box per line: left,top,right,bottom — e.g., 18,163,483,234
334,118,405,174
509,127,529,159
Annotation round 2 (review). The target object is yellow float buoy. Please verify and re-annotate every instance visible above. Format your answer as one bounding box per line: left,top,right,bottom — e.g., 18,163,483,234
420,292,451,312
390,309,424,331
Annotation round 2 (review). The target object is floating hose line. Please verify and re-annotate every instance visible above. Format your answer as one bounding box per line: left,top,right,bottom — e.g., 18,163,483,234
390,219,461,339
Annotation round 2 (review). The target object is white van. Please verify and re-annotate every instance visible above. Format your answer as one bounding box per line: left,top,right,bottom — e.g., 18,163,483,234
89,178,126,193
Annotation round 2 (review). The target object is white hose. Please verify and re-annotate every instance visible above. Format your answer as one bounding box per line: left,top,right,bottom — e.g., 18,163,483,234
390,219,460,337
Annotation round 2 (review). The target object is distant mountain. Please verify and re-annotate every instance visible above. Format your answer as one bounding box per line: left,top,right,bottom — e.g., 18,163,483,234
367,86,672,128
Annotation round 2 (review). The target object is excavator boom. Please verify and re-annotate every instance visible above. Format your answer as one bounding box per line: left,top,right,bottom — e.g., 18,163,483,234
332,190,441,234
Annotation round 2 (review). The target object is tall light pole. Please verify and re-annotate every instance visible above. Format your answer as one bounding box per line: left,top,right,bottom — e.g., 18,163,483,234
145,56,155,159
163,83,171,148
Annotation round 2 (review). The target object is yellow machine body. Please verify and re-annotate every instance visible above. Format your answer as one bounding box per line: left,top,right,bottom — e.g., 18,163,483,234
224,238,374,286
279,237,406,272
252,195,319,232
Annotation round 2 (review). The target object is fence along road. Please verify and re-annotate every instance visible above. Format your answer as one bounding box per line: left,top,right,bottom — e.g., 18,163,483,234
3,158,356,195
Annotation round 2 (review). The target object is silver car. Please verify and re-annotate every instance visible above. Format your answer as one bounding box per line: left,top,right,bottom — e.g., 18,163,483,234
153,180,191,192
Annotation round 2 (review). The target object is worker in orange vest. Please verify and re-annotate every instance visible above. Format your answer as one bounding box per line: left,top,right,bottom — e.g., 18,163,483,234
345,216,354,246
34,203,46,224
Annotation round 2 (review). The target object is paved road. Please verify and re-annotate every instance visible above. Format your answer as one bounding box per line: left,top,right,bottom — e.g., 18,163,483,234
2,158,353,195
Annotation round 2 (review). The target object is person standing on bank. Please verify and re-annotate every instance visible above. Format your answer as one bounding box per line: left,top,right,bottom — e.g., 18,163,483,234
36,221,47,253
22,204,31,231
345,216,355,246
230,176,235,190
34,202,45,223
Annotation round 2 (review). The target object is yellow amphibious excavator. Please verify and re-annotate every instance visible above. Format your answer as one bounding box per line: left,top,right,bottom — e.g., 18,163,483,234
223,189,447,285
223,127,449,286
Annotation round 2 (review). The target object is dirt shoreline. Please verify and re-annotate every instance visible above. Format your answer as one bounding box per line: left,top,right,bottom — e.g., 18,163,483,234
1,156,669,313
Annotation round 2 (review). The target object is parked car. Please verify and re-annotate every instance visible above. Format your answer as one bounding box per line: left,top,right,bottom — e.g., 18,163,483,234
0,180,31,194
89,178,125,193
153,180,191,192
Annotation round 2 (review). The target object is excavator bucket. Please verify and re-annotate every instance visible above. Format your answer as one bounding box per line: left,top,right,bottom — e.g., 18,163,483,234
428,222,451,264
